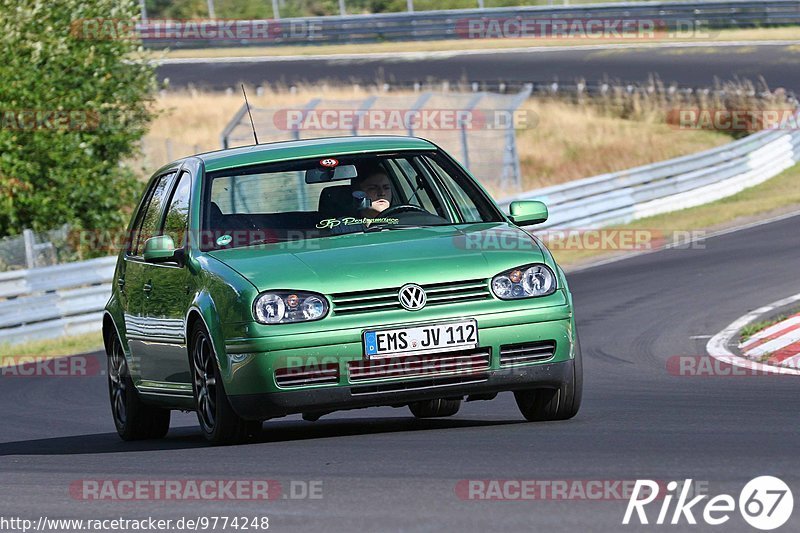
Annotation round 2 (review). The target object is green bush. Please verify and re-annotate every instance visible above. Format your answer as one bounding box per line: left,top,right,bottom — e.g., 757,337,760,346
0,0,156,243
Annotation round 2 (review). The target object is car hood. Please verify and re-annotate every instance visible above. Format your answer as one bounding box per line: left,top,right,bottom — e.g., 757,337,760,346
207,223,547,294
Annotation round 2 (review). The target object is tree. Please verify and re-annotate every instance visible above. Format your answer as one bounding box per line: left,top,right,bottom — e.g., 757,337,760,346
0,0,157,243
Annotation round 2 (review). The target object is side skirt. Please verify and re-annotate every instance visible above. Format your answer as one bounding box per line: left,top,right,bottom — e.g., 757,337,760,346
137,380,195,410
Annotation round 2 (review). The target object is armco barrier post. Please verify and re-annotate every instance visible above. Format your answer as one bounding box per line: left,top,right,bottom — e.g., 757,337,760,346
22,229,36,269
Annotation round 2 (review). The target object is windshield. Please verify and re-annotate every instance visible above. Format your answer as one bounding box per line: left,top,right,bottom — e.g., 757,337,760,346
201,150,502,251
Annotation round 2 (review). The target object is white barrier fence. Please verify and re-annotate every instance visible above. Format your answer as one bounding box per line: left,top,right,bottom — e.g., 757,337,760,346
498,120,800,228
0,257,116,347
2,120,800,346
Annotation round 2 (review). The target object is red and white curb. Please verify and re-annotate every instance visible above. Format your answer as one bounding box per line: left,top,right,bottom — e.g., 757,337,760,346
740,311,800,369
707,292,800,376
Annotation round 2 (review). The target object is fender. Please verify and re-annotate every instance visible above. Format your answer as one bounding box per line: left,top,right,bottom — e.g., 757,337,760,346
102,292,128,359
186,290,233,382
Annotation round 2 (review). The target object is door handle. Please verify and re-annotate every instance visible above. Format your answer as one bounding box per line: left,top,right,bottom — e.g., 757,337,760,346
143,282,153,294
117,278,125,290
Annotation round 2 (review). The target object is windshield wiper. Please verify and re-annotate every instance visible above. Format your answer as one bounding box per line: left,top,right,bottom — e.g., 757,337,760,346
362,224,432,233
246,237,298,247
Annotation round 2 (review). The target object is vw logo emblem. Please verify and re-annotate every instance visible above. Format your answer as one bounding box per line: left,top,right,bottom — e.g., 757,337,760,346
398,283,427,311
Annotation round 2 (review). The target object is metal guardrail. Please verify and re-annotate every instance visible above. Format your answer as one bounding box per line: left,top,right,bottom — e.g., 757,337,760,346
142,0,800,48
0,257,115,346
498,114,800,228
2,115,800,345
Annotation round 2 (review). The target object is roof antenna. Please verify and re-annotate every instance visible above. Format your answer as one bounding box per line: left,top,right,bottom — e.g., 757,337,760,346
241,84,259,145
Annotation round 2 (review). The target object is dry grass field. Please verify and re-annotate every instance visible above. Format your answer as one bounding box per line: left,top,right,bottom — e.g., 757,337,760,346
140,86,731,192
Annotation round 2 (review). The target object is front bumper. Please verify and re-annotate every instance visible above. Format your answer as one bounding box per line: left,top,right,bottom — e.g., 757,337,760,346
222,307,575,420
229,358,574,420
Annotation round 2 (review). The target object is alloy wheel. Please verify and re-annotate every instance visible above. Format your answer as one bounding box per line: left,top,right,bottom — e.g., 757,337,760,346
193,333,217,431
108,336,128,427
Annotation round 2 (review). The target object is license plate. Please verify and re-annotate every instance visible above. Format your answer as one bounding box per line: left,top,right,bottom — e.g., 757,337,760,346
363,319,478,359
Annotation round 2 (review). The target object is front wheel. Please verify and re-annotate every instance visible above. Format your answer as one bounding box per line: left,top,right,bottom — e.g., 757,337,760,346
409,398,461,418
191,323,261,445
514,335,583,421
107,333,170,440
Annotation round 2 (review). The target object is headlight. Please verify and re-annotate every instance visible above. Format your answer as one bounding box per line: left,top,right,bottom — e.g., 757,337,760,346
253,291,329,324
491,264,557,300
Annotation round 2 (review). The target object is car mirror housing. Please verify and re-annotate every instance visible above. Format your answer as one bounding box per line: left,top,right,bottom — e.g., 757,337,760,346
143,235,182,264
305,164,358,184
508,200,549,226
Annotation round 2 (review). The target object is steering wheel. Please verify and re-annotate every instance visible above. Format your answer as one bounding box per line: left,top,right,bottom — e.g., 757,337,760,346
379,204,430,217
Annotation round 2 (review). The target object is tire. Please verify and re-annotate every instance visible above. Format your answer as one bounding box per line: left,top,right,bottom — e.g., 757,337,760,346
107,333,171,441
190,323,261,445
409,398,462,418
514,334,583,421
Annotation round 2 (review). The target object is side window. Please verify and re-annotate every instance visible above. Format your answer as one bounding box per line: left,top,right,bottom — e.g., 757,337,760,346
131,172,175,256
162,171,191,247
425,157,485,223
128,188,156,255
386,158,443,217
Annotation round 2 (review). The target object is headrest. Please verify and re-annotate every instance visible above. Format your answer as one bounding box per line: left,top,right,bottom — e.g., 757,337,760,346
318,184,358,218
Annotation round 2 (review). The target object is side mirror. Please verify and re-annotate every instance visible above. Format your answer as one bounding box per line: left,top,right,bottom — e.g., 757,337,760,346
508,200,549,226
143,235,183,265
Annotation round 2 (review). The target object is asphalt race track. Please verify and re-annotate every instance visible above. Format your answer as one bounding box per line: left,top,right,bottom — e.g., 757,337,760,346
1,213,799,532
157,44,800,92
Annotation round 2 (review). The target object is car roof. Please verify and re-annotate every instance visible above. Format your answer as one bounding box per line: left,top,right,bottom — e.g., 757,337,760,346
189,135,437,173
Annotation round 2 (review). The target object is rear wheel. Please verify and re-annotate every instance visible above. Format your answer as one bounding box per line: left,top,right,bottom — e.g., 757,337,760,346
107,333,170,440
191,323,261,445
514,335,583,421
409,398,461,418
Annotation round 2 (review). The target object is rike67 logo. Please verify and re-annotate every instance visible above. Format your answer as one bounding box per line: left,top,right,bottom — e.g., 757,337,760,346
623,477,793,530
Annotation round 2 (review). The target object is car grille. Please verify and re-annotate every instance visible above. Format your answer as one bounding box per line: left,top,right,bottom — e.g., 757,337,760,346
499,341,556,365
274,363,339,388
331,279,491,316
348,348,491,382
351,374,488,396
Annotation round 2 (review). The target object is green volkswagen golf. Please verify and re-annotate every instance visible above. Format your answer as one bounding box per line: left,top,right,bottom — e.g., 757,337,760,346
103,135,582,444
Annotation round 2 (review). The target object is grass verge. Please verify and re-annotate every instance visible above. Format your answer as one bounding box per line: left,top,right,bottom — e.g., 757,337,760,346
0,331,104,364
740,308,800,343
156,26,800,59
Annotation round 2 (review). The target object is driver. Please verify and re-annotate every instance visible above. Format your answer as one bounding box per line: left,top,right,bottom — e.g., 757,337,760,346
353,170,393,219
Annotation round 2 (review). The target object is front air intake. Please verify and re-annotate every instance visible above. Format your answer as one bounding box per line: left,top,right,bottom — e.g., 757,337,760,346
499,341,556,365
275,363,339,388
